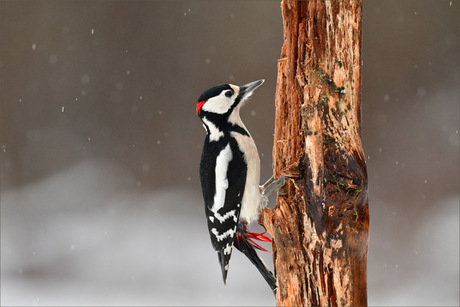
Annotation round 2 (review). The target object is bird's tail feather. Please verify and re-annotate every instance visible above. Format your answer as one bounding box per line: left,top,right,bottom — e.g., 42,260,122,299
235,228,277,295
217,248,231,284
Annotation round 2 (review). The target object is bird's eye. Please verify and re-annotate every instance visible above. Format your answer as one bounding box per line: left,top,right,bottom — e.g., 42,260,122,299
225,90,233,97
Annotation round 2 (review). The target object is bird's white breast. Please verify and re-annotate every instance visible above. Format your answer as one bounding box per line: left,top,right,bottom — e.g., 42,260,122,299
230,131,261,224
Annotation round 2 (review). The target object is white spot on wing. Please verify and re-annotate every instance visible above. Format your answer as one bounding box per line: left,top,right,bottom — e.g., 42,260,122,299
223,243,233,255
213,210,237,223
211,227,236,242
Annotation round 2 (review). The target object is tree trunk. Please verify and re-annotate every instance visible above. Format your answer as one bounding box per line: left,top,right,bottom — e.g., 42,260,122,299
260,1,369,306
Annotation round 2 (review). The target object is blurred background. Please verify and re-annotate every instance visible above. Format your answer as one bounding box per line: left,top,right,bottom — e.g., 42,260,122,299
0,0,458,305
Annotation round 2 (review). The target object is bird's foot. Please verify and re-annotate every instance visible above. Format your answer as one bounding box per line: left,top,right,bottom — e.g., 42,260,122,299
259,175,288,197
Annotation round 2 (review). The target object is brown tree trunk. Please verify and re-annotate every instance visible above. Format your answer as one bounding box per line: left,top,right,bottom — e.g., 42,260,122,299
260,1,369,306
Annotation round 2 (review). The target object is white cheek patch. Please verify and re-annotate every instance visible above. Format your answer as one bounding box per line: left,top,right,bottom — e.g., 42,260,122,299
202,95,232,114
201,85,240,115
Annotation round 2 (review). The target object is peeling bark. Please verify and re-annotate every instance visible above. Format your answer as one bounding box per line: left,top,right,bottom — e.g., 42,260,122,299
260,1,369,306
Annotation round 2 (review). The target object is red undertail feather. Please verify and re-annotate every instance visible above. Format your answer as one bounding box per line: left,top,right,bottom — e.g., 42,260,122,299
237,227,272,252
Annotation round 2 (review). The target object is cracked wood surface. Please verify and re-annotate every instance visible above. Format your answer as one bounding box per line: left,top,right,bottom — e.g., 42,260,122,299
260,1,369,306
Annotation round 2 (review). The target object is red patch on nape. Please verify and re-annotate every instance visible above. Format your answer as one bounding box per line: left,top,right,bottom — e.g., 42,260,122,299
196,100,206,115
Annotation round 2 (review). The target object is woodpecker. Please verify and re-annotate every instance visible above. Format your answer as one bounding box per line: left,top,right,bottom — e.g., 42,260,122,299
196,79,277,294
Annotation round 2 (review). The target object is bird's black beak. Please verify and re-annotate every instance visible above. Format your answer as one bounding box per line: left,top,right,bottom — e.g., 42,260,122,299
239,79,265,100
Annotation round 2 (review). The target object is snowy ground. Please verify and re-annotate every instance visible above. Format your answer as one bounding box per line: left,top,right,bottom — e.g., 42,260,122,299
1,160,459,306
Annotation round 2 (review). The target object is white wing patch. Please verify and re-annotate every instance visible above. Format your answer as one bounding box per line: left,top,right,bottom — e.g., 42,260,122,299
211,143,232,213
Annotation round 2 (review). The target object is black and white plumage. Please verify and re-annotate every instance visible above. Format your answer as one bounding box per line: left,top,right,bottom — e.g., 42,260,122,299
196,79,277,294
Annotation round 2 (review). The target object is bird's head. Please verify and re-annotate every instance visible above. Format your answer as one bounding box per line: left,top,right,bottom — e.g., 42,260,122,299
196,79,264,121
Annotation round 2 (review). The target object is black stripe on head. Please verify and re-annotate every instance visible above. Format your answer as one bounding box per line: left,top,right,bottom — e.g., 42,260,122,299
198,84,232,102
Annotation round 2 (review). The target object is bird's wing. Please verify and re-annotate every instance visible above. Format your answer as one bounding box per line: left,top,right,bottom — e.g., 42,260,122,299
200,138,247,282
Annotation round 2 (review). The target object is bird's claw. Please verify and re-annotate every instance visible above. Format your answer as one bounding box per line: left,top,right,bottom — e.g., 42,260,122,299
260,175,288,197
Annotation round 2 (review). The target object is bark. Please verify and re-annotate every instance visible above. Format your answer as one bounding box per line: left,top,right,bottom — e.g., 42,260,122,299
260,1,369,306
